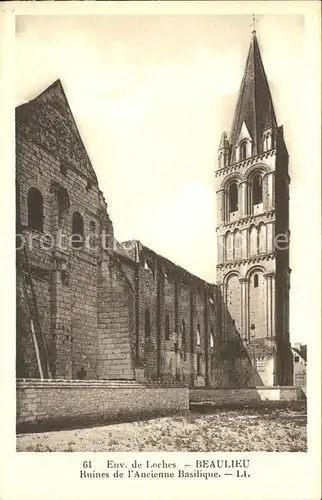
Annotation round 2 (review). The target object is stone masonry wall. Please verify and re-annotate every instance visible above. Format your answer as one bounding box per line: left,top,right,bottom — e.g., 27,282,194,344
179,282,193,385
97,257,135,380
138,262,159,379
190,386,304,405
16,82,135,381
134,246,220,386
16,379,189,432
16,131,104,379
16,270,52,378
69,252,99,380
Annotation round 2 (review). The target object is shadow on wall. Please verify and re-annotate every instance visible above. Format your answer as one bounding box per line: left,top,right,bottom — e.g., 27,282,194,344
217,295,293,389
218,304,266,388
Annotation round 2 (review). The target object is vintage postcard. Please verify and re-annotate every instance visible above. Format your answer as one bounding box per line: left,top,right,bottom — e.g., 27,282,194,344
0,1,321,499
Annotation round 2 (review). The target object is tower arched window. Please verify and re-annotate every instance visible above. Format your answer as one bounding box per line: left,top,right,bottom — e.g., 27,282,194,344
240,140,247,161
252,175,262,205
196,324,201,346
254,274,259,288
28,187,44,232
165,313,170,340
228,182,238,213
145,309,151,338
71,211,84,248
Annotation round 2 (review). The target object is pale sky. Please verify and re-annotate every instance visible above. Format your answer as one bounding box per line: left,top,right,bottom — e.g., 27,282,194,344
15,13,317,344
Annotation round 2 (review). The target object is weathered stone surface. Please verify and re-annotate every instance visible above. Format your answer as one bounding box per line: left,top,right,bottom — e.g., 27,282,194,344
16,379,189,431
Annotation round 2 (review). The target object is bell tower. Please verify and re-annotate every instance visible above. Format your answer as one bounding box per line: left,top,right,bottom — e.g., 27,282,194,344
215,30,293,386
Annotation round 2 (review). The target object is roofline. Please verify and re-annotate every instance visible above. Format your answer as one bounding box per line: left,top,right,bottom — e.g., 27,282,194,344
16,79,62,111
127,240,216,288
16,79,98,185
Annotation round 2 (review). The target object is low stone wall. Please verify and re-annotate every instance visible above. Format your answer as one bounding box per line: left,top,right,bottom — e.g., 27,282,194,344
16,379,189,433
190,386,305,405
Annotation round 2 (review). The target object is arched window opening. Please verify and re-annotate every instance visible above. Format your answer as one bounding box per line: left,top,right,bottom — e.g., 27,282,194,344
165,313,170,340
72,211,84,249
252,175,262,205
57,193,65,226
254,274,259,288
196,324,201,346
182,319,186,345
240,141,247,161
145,309,151,338
28,187,44,232
210,327,214,348
144,259,154,274
197,353,202,376
228,182,238,213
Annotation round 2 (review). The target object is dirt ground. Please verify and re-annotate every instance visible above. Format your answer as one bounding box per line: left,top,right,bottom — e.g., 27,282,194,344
16,403,307,452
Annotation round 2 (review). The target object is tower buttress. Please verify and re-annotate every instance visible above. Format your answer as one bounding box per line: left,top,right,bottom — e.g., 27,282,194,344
217,132,230,169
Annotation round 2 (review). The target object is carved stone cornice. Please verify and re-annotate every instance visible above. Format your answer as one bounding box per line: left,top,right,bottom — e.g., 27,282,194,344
216,210,275,233
214,149,276,177
216,252,275,270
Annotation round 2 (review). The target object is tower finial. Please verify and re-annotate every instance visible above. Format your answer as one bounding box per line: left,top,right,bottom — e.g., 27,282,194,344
249,14,259,35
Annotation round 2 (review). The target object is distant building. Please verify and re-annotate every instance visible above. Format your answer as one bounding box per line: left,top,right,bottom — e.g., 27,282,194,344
292,343,307,390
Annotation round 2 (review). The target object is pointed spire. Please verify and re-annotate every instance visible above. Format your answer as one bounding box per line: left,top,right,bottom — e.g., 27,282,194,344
229,31,277,163
250,14,259,36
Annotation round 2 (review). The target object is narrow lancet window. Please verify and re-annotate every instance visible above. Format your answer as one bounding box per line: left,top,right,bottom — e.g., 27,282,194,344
165,314,170,340
252,175,262,205
229,182,238,212
28,187,44,232
72,211,84,248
